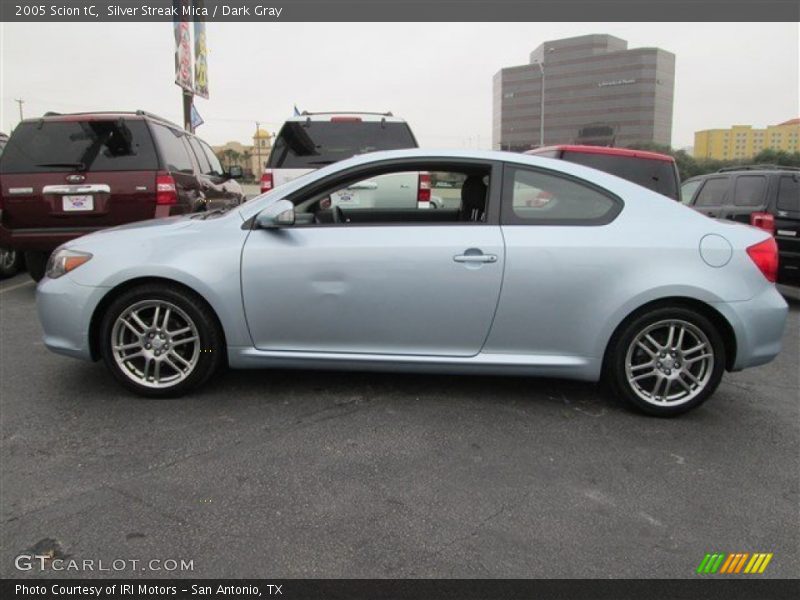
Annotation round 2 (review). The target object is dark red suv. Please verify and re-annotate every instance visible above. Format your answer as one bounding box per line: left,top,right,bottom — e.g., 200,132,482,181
526,145,681,201
0,111,245,280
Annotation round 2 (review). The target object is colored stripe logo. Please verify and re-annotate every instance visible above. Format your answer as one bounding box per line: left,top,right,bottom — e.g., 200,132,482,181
696,552,773,574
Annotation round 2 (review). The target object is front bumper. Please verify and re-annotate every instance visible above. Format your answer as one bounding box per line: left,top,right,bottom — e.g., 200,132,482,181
36,274,109,361
713,284,789,371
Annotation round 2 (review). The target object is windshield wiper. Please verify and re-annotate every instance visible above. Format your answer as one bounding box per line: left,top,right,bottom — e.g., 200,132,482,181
306,160,336,166
36,162,86,171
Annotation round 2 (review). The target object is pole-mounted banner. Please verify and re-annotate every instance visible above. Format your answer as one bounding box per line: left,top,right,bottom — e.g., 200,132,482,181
193,0,209,99
173,0,193,92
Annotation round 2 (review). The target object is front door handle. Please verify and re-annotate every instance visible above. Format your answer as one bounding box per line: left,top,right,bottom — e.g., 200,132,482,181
454,253,498,263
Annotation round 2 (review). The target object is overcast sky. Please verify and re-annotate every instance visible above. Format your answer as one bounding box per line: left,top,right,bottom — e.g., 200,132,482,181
1,22,797,149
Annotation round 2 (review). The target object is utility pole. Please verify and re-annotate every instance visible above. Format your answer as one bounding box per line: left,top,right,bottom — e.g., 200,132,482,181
255,121,262,178
14,98,24,121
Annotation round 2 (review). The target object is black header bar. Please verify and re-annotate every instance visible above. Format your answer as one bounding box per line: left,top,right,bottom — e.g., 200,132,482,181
1,1,798,22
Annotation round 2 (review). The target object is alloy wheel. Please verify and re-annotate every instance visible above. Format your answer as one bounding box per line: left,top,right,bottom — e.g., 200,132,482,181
624,319,715,407
110,300,200,389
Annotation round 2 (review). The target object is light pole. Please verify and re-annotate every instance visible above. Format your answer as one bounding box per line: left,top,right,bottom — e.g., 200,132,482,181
533,60,545,147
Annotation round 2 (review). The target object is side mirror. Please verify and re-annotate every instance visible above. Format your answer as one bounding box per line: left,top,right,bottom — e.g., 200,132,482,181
255,199,295,229
227,165,244,180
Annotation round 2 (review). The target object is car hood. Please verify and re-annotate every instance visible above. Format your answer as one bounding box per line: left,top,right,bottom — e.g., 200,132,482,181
64,215,195,247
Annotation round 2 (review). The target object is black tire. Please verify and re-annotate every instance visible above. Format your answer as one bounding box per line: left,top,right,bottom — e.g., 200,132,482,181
0,247,23,279
604,306,726,417
24,251,49,282
99,283,225,398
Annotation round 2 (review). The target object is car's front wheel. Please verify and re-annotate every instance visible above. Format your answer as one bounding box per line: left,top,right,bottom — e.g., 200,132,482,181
605,307,726,417
99,284,224,397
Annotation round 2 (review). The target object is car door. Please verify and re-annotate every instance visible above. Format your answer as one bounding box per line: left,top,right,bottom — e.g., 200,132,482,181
240,161,505,357
690,176,731,218
722,174,769,225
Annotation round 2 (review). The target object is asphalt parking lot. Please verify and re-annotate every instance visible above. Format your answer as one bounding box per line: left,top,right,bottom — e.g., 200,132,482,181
0,274,798,579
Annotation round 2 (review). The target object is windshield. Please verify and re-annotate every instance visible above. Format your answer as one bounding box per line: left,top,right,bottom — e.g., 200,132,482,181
267,121,417,169
0,120,158,173
561,151,680,200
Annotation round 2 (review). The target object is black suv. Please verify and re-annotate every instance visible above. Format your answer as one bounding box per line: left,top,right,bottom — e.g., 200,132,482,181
681,165,800,284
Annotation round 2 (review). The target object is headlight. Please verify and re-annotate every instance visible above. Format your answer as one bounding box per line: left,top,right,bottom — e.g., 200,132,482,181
45,249,93,279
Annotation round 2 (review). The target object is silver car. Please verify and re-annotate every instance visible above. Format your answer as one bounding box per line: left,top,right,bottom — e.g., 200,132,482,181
36,149,788,416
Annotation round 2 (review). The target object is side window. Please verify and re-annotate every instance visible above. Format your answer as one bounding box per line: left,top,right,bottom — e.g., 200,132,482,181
694,178,729,207
187,137,212,174
291,166,492,226
150,123,194,174
733,175,767,207
503,167,620,225
777,176,800,212
199,140,225,177
680,179,702,205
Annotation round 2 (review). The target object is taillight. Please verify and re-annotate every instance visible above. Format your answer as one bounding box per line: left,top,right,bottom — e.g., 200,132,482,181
746,237,779,283
418,172,431,204
750,212,775,236
156,172,177,205
330,116,362,123
260,170,274,194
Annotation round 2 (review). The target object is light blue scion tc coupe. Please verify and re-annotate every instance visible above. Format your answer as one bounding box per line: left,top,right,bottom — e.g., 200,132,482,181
36,149,788,416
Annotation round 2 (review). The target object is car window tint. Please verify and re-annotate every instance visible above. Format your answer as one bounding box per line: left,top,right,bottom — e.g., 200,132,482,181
694,178,728,207
733,175,767,207
680,180,702,205
293,167,489,225
508,168,618,223
777,176,800,212
149,123,194,174
0,120,158,173
187,137,212,174
561,151,679,200
200,140,225,177
267,121,417,169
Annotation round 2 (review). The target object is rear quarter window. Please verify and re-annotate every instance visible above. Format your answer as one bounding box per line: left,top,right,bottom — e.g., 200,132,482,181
149,123,194,174
503,166,621,225
0,120,158,173
776,175,800,212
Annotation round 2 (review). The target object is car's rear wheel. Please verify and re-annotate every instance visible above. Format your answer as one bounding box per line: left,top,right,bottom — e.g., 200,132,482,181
24,251,49,282
605,307,726,417
0,247,23,279
99,284,224,397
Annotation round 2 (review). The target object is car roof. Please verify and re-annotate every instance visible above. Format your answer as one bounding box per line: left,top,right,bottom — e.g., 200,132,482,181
527,144,675,163
283,111,406,124
684,166,800,182
18,110,183,130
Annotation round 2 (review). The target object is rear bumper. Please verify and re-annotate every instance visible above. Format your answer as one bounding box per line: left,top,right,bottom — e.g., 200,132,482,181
0,223,105,252
36,274,108,361
778,249,800,283
713,285,789,371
